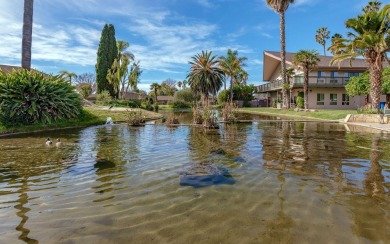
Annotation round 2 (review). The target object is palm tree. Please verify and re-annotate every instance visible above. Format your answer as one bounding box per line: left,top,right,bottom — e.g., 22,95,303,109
363,0,382,13
187,51,224,106
182,80,188,89
266,0,295,109
117,40,134,62
315,27,330,56
285,67,295,107
150,83,161,103
127,61,142,93
59,70,77,85
292,50,320,110
177,81,183,89
21,0,34,70
328,3,389,112
218,49,247,102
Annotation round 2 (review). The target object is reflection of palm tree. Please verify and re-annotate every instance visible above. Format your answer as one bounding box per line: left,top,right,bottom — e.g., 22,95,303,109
364,134,385,199
15,177,38,243
261,171,294,242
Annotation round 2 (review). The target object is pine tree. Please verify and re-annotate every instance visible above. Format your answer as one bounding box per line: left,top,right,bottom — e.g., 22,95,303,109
96,24,118,97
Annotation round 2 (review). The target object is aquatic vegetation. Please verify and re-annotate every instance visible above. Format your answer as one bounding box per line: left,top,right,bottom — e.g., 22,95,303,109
126,109,145,126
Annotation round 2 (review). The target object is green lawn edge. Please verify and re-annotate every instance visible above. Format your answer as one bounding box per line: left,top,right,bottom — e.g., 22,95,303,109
238,108,357,121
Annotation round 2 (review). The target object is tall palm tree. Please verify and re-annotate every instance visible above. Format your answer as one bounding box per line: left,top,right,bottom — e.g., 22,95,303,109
363,0,382,13
285,67,295,107
266,0,295,109
328,3,389,112
127,61,142,93
21,0,34,70
187,51,224,106
59,70,77,85
315,27,330,56
150,83,161,103
117,40,134,62
177,81,183,89
218,49,247,102
292,50,320,110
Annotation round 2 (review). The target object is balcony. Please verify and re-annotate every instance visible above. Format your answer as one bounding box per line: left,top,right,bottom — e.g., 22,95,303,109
257,76,350,93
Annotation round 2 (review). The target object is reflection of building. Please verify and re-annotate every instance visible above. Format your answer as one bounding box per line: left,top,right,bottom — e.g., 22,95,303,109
257,51,386,109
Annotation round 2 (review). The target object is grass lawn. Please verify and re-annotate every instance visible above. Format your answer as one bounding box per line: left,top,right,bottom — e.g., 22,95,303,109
0,107,162,135
239,107,358,120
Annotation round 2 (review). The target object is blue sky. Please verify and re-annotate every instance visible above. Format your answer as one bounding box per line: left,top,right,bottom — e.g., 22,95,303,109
0,0,372,91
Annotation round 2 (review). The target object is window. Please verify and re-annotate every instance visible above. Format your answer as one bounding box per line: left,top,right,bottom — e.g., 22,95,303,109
342,94,350,105
317,71,326,77
348,72,360,77
317,93,324,105
330,71,338,78
330,94,337,105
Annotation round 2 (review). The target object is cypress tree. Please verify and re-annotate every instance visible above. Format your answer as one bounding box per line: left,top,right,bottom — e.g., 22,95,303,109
96,24,118,97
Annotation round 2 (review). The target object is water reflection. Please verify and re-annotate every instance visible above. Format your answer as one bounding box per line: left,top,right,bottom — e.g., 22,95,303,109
1,117,390,243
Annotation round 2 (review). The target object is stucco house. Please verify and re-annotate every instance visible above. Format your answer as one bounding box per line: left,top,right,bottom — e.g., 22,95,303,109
256,51,386,109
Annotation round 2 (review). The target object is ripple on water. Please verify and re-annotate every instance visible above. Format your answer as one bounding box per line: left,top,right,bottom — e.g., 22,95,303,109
1,121,390,243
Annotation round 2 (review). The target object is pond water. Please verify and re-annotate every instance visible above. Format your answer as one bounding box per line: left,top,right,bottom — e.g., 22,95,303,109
1,113,390,243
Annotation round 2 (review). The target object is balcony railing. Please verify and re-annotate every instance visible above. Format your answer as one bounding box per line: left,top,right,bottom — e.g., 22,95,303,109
257,76,351,93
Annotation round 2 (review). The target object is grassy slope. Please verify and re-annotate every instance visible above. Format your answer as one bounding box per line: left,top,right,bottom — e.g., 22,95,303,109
0,107,161,135
239,108,357,120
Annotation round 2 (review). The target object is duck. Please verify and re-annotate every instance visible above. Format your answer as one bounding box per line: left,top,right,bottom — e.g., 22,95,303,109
56,138,62,147
46,138,52,146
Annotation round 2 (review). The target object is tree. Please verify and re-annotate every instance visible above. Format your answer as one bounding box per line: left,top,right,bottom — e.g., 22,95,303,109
177,81,183,89
285,67,295,107
218,49,247,102
187,50,224,105
330,33,343,55
315,27,330,56
75,72,96,93
345,71,370,104
127,61,142,93
106,55,130,99
363,0,382,13
59,70,77,84
266,0,295,109
96,24,118,96
22,0,34,70
150,83,161,103
182,80,188,89
328,2,389,112
117,40,134,63
292,50,320,109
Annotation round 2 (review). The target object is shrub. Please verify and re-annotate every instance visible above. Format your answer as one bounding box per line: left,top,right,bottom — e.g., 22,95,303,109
193,106,204,124
357,107,378,114
78,84,92,98
126,109,145,126
222,103,238,123
296,96,304,109
217,90,230,105
166,113,180,124
141,100,153,111
96,90,112,105
202,106,219,129
0,69,81,126
172,100,191,108
153,103,159,112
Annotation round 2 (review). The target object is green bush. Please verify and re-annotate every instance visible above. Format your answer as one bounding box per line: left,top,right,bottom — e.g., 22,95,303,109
96,90,112,105
0,69,81,126
78,84,92,98
217,90,230,105
296,96,304,109
172,100,191,108
141,99,153,111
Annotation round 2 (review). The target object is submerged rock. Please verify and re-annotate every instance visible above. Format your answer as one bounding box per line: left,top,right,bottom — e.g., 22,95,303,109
180,162,235,188
94,158,116,171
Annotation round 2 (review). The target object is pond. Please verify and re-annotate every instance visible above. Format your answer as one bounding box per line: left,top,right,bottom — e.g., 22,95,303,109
1,113,390,243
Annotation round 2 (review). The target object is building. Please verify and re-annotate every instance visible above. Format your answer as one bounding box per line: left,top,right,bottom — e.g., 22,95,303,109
256,51,386,109
0,64,25,73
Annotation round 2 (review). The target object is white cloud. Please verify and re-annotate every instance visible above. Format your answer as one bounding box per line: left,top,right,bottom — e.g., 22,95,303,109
196,0,214,8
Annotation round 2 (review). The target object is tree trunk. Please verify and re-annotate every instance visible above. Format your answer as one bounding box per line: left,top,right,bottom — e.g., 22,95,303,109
369,64,383,113
304,68,309,110
22,0,34,70
280,11,288,109
323,44,326,56
230,77,234,103
224,79,226,91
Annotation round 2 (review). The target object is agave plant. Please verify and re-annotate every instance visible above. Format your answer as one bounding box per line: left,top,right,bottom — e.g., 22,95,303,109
0,69,81,126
